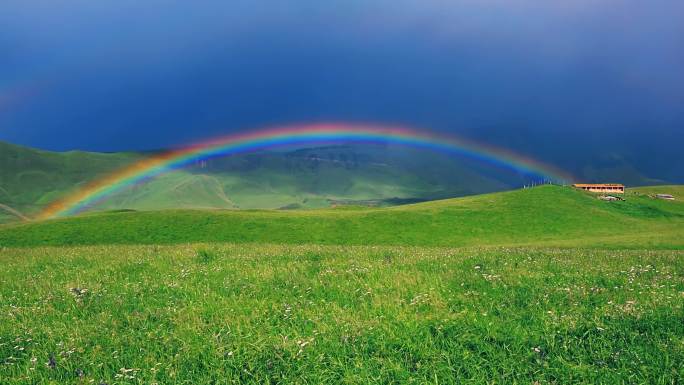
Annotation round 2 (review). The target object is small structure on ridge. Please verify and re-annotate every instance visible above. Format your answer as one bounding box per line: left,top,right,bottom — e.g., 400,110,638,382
572,183,625,194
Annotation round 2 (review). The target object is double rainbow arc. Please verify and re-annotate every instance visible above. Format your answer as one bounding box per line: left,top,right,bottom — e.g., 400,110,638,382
39,123,573,219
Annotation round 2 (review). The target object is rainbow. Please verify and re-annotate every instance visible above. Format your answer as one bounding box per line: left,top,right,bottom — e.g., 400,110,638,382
39,123,573,219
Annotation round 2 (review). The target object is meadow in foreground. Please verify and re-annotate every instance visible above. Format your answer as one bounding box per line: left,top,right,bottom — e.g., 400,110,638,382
1,244,683,384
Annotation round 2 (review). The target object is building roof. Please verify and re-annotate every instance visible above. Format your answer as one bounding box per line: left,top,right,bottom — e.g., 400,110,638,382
572,183,624,188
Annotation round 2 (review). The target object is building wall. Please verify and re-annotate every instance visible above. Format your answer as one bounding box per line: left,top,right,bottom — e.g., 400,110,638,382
576,186,624,194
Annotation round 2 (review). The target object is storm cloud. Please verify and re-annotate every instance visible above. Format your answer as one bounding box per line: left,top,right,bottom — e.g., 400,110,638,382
1,0,682,181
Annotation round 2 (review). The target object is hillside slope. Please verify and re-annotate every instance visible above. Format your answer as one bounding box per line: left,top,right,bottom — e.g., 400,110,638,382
629,185,684,199
0,141,140,221
1,185,682,248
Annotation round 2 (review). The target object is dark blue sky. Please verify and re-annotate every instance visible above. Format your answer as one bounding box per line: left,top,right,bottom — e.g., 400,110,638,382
1,1,682,179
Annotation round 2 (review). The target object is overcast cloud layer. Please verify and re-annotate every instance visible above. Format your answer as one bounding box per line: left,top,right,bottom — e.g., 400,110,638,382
1,1,682,180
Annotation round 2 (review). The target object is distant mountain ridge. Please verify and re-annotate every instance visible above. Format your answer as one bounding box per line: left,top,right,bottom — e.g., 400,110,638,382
0,140,516,222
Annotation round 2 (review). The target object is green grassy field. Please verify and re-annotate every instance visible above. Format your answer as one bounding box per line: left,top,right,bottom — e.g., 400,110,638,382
630,185,684,200
1,185,682,249
1,244,683,384
1,185,683,383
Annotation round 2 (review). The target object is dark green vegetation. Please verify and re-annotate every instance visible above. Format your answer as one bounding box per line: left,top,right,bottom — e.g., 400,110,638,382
0,140,521,223
1,244,683,384
1,185,682,248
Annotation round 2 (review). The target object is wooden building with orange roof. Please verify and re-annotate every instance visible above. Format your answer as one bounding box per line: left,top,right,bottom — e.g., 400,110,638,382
572,183,625,194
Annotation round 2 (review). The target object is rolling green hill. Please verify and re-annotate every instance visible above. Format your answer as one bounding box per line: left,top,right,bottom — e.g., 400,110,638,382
1,185,682,248
0,141,140,222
